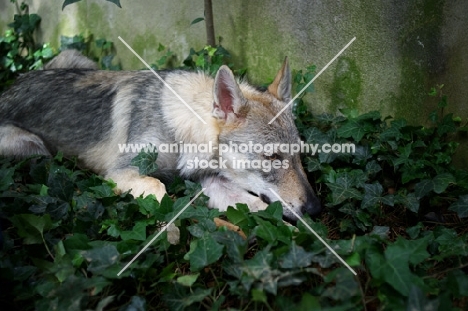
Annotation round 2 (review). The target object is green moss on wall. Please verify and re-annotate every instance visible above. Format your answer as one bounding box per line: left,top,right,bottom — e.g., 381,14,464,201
127,34,159,67
79,3,105,32
394,0,445,124
330,57,362,111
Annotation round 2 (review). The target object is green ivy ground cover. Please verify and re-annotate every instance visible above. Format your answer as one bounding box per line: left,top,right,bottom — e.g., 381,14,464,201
1,7,468,310
1,94,467,310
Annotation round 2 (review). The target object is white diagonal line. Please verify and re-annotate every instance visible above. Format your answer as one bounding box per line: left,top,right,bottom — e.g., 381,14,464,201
118,36,207,125
117,188,206,276
269,188,357,275
269,37,356,124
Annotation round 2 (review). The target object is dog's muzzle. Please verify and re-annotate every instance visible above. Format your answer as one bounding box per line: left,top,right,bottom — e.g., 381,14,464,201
301,191,322,217
255,187,322,224
281,191,322,224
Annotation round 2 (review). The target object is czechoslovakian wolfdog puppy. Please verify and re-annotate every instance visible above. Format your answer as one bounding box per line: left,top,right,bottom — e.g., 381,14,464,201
0,50,321,227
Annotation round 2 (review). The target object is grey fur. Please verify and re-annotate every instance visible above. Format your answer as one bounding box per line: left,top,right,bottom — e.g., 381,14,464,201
0,53,321,222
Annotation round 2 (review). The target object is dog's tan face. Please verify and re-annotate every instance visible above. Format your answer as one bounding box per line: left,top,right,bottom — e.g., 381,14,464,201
212,61,322,221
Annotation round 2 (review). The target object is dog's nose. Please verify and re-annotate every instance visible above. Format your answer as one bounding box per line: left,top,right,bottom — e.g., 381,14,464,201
301,192,322,217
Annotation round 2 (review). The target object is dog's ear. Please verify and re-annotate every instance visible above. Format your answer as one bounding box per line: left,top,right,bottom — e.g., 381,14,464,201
212,65,247,122
268,57,291,102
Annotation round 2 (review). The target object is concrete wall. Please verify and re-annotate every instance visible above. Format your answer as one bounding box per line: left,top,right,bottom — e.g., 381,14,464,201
1,0,467,130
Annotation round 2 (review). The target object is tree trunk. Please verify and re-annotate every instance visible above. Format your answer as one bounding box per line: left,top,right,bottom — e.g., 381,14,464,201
204,0,215,46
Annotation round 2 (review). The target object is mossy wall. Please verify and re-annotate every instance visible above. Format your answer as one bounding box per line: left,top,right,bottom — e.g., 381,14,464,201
0,0,467,157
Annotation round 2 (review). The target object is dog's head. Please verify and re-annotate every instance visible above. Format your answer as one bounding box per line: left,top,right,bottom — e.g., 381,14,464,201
211,59,322,222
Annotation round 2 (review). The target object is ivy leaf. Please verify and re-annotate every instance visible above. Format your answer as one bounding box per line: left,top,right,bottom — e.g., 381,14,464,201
365,160,382,176
306,157,322,172
177,273,200,287
106,0,122,8
382,254,413,296
131,147,158,175
303,127,329,145
438,113,456,135
251,288,267,303
122,296,146,311
407,285,440,311
264,201,283,221
414,173,455,199
65,0,122,8
391,118,407,129
337,119,367,141
361,183,383,210
323,269,360,301
380,125,403,141
242,250,278,294
432,173,455,194
355,110,381,121
352,145,373,164
165,196,191,221
326,174,362,205
152,195,173,221
88,179,116,198
243,250,273,279
187,234,224,271
449,195,468,218
366,247,386,279
0,165,14,191
447,270,468,297
279,242,314,269
213,230,247,263
255,218,279,243
47,172,74,201
164,285,212,311
226,205,250,228
414,179,433,199
120,221,147,241
389,236,430,266
370,236,429,296
62,0,81,10
82,245,120,273
137,195,159,216
393,143,413,167
10,214,54,244
370,226,390,239
63,233,91,251
396,192,420,213
190,17,205,25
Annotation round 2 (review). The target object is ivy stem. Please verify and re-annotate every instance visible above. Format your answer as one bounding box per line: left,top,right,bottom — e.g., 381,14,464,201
42,234,55,260
422,262,468,279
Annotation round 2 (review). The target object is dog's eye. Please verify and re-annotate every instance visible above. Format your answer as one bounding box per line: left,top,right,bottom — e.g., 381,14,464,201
264,153,280,161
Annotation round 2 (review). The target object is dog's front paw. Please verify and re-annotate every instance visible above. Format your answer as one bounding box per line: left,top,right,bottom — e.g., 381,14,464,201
249,198,269,212
106,170,167,202
166,223,180,245
132,176,167,202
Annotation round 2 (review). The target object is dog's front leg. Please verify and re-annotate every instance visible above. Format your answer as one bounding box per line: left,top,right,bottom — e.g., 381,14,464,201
105,169,180,244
